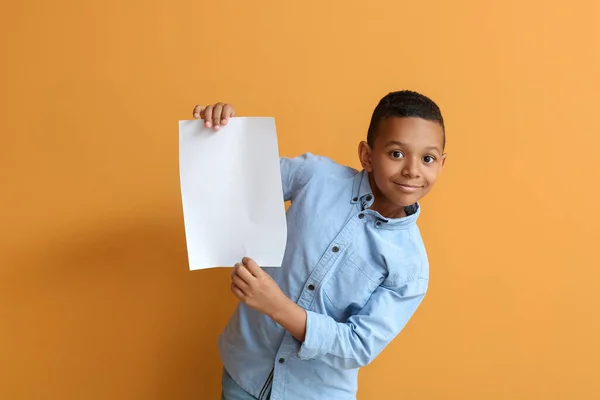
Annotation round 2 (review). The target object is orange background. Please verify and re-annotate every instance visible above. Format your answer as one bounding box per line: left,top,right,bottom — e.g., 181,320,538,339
1,1,599,399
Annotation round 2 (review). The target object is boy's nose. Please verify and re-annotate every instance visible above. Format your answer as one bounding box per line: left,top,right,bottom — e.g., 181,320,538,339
401,159,420,178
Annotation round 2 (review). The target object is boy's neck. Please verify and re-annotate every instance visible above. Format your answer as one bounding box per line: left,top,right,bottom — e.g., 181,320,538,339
370,199,407,219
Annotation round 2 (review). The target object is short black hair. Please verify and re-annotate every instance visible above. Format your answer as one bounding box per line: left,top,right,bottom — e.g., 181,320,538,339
367,90,445,149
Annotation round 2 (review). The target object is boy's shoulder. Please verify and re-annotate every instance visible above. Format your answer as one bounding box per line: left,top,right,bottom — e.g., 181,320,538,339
279,153,358,199
291,152,358,179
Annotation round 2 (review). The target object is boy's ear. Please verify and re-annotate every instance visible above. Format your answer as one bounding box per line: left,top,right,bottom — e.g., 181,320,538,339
358,141,373,172
440,153,447,169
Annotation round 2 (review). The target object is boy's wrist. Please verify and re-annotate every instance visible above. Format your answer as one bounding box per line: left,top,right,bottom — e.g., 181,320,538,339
269,295,295,322
269,295,308,343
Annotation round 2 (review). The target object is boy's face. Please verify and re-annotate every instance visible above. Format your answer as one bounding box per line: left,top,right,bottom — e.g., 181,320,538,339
359,117,446,214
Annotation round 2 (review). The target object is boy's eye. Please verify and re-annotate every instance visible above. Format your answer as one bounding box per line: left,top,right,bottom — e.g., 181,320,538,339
423,155,435,164
390,151,404,159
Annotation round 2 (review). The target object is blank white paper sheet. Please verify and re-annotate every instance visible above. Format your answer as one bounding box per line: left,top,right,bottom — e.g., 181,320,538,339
179,117,287,270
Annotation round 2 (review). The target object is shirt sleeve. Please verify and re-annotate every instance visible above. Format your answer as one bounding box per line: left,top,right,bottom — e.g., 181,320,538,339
280,152,327,201
280,154,308,201
297,277,428,369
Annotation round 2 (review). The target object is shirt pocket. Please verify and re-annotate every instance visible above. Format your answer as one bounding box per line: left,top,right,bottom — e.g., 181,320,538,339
323,255,385,313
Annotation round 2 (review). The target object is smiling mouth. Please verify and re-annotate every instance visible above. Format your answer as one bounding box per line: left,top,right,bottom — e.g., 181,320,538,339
394,183,422,192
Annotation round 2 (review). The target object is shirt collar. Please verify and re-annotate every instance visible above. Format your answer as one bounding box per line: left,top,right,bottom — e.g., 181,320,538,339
351,169,373,204
351,170,420,226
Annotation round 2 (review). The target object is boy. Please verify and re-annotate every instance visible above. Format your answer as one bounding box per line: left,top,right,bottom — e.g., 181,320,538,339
192,90,447,400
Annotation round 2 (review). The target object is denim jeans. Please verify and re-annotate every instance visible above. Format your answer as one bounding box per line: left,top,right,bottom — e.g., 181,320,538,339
221,368,271,400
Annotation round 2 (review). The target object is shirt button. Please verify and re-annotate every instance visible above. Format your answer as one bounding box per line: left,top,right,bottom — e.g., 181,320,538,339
376,221,382,227
307,284,315,291
366,195,373,201
332,246,339,253
279,358,285,364
358,213,365,219
353,197,358,202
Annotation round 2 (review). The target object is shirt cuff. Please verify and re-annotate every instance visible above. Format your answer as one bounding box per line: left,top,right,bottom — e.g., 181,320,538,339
297,310,337,360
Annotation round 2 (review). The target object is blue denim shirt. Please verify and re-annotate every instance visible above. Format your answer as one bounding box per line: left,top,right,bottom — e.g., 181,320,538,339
218,153,429,400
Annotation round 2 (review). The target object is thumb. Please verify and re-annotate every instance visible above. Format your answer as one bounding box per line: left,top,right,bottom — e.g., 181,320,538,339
193,105,206,119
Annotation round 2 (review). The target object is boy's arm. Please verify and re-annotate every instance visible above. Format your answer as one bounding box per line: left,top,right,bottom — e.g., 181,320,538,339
232,259,427,369
279,154,314,202
231,257,307,342
270,298,307,342
297,277,428,369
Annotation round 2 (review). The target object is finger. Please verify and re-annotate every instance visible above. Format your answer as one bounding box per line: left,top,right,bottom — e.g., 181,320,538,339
232,274,249,293
232,263,250,286
192,105,205,119
221,104,235,125
203,105,213,128
235,262,255,284
212,102,224,130
231,282,245,300
242,257,262,277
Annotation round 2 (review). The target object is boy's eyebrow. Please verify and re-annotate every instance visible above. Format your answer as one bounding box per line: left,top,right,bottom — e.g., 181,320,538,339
385,141,442,154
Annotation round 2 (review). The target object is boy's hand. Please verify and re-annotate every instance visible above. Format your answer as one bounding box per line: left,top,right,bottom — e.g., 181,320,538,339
230,257,288,319
192,102,235,131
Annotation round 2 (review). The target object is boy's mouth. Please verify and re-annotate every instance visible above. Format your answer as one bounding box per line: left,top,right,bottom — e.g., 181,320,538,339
394,182,422,192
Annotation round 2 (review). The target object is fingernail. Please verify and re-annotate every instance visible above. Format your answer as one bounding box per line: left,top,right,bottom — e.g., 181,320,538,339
214,125,220,130
206,121,211,127
193,113,199,118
